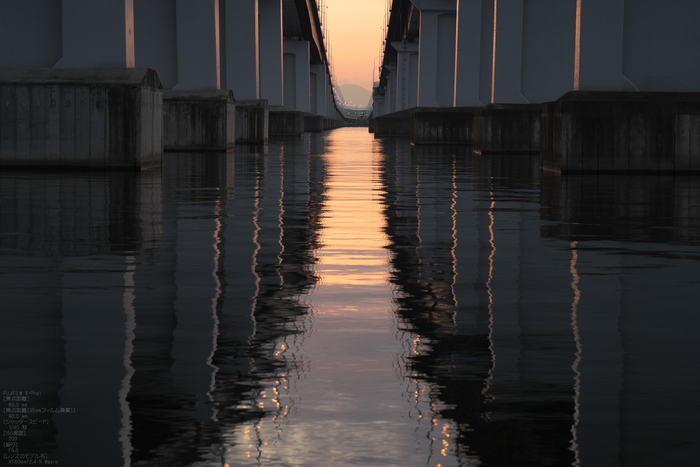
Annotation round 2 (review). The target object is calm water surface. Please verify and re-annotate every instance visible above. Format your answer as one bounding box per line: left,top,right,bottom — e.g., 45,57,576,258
1,127,699,466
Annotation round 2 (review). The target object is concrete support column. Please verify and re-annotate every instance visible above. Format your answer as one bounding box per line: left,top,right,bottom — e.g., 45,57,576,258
173,0,221,90
491,0,528,103
0,1,63,68
392,41,419,111
576,0,700,92
283,40,310,112
373,95,386,117
385,65,397,114
491,0,576,104
311,64,327,115
574,0,629,91
54,0,135,68
224,0,259,99
134,0,178,90
520,0,576,102
454,0,485,106
416,8,456,107
260,0,284,105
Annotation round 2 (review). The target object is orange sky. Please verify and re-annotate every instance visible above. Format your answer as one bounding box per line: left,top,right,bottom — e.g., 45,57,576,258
322,0,388,91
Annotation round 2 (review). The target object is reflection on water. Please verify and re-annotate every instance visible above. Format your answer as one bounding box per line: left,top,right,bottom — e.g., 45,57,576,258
1,128,699,466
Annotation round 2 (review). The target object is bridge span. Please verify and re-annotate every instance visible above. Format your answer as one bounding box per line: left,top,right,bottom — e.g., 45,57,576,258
0,0,347,167
372,0,700,173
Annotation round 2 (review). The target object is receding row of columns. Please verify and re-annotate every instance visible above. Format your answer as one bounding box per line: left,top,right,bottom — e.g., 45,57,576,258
376,0,700,116
0,0,341,133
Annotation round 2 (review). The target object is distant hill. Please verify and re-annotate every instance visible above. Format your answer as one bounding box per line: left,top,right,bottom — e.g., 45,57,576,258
339,84,372,108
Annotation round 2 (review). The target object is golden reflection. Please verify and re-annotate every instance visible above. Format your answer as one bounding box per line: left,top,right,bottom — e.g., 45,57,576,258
207,202,223,422
451,158,459,326
119,255,136,465
570,241,582,466
484,188,497,399
316,166,390,287
252,156,262,335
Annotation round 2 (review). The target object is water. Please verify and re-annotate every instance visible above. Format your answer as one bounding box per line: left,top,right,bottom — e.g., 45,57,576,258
1,127,699,466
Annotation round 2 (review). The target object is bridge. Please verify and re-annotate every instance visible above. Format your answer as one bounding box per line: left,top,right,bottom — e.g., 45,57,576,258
372,0,700,173
0,0,347,167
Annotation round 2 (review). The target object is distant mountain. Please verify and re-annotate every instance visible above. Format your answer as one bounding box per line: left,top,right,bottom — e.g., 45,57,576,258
339,84,372,108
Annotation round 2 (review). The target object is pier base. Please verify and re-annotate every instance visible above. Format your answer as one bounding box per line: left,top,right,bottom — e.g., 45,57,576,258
541,91,700,173
236,99,268,144
412,107,478,145
473,104,541,154
373,108,416,137
0,68,163,169
304,113,324,133
269,106,304,136
163,90,235,152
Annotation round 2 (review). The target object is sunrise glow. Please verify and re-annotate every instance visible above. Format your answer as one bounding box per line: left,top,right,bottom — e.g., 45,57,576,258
323,0,388,90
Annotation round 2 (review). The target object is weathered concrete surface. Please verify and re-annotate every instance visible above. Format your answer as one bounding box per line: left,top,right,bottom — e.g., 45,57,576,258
473,103,541,154
303,113,324,133
163,90,235,152
412,107,479,145
0,68,162,168
541,91,700,173
236,99,268,144
373,108,417,137
269,106,304,136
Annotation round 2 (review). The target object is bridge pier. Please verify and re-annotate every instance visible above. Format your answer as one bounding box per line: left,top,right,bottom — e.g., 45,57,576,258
269,39,310,136
412,1,456,108
222,0,269,143
259,0,285,107
474,0,575,154
161,1,235,151
391,42,419,112
0,1,162,168
54,0,135,69
541,0,700,172
0,68,162,168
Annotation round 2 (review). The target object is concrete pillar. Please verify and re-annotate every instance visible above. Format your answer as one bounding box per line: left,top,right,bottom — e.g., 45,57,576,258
491,0,528,103
453,0,490,107
373,95,386,117
224,0,259,99
415,7,457,107
54,0,135,68
0,1,63,68
491,0,576,104
574,0,629,91
520,0,576,102
311,64,327,115
385,66,397,114
283,40,311,112
260,0,285,105
134,0,178,90
173,0,221,90
576,0,700,92
392,41,419,111
310,70,319,114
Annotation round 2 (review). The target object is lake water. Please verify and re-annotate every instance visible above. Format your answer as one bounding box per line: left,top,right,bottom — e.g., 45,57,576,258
1,127,699,466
